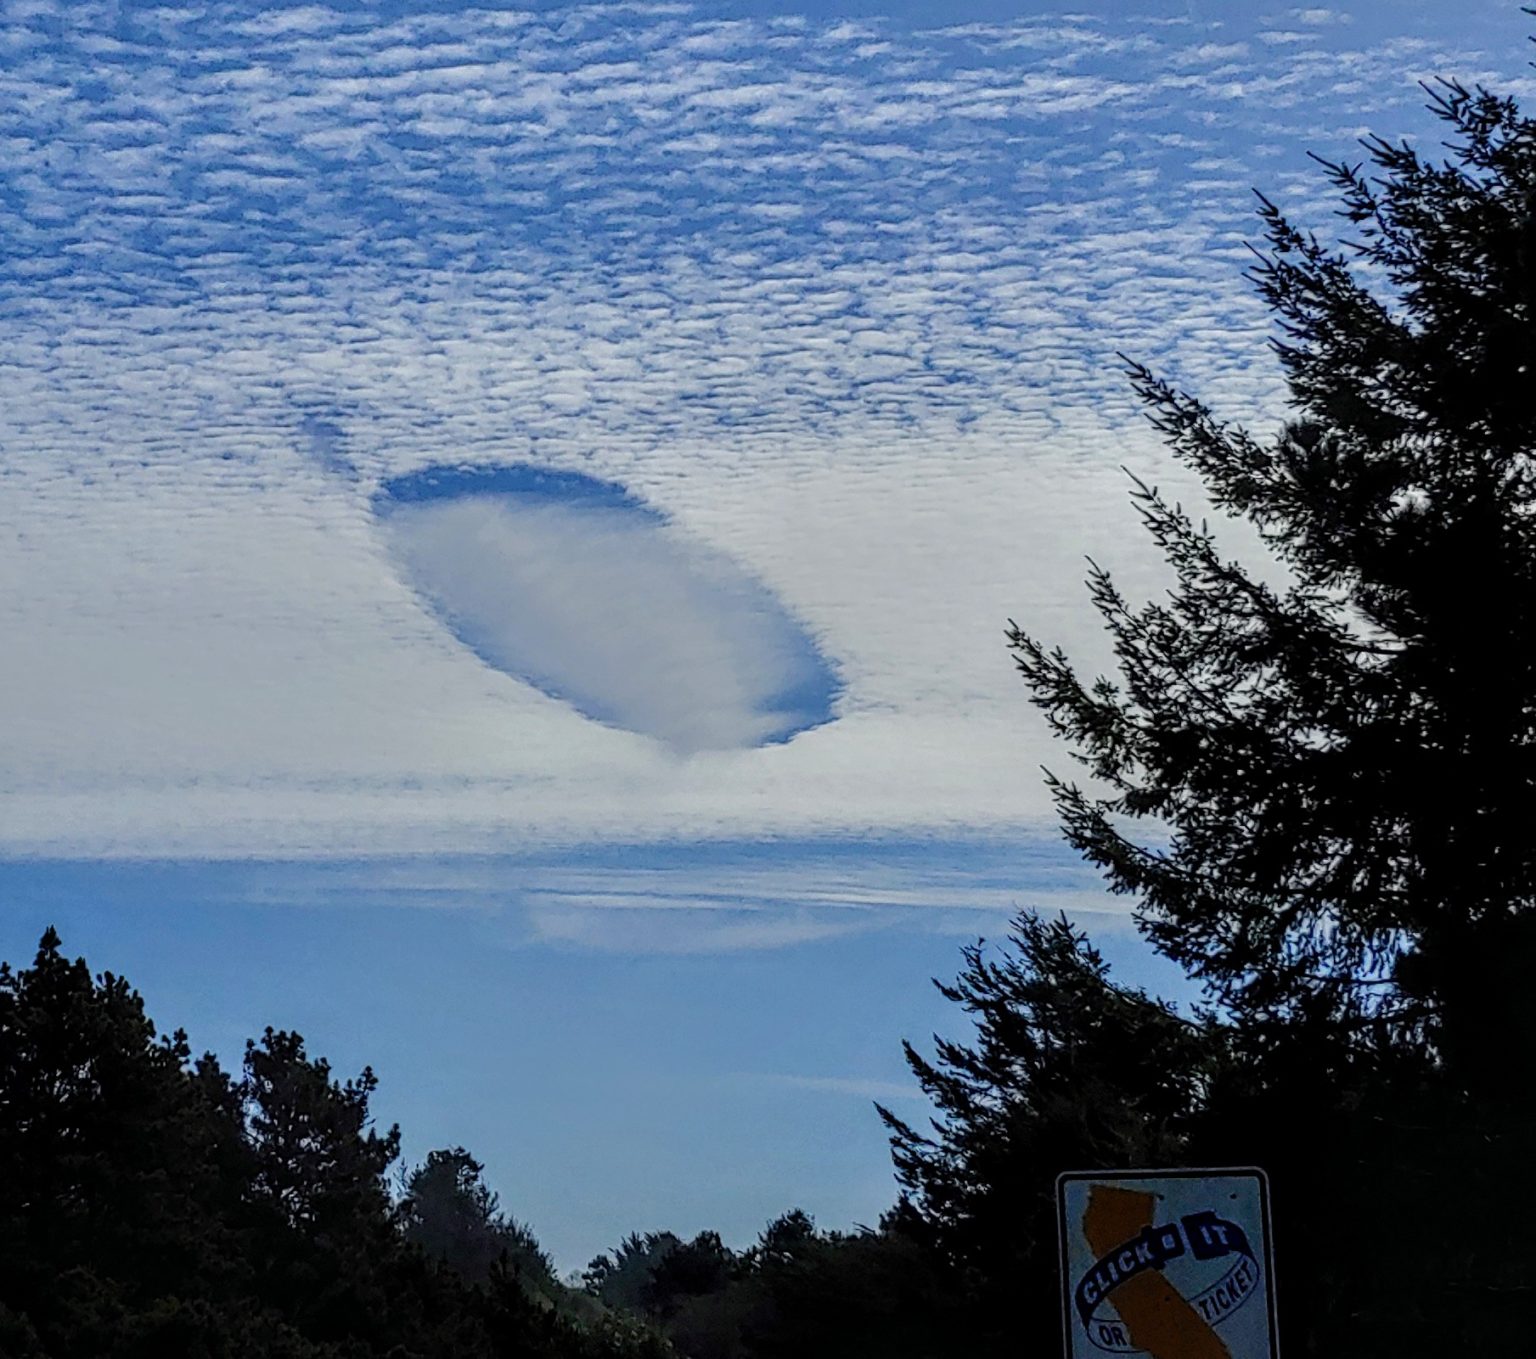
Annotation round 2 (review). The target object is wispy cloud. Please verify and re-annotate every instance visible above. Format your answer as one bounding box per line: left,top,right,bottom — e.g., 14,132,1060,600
526,906,861,953
494,844,1135,953
62,837,1126,951
738,1073,929,1104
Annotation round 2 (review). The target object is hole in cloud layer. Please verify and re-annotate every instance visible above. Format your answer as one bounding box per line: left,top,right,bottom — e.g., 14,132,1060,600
374,465,839,752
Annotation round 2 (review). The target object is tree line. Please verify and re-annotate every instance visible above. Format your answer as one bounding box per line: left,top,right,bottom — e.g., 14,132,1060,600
0,927,966,1358
6,39,1536,1359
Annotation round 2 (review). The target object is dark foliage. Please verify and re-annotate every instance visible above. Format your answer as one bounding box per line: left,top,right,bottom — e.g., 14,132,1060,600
732,1217,962,1359
399,1146,557,1294
581,1211,964,1359
889,61,1536,1359
0,930,671,1359
879,916,1224,1355
1010,76,1536,1063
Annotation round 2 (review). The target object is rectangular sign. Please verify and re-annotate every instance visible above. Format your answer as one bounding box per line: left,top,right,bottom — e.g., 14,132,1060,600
1057,1167,1278,1359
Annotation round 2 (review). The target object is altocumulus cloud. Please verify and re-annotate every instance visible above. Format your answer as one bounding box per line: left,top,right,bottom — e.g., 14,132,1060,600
0,0,1517,859
375,466,838,752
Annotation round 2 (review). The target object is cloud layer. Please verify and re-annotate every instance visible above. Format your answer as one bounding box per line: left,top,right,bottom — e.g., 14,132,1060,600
1,0,1524,856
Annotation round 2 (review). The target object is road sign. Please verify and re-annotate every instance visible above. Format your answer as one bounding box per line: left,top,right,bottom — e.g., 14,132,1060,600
1057,1167,1278,1359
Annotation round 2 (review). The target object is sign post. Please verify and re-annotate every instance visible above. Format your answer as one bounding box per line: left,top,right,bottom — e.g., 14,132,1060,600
1057,1167,1278,1359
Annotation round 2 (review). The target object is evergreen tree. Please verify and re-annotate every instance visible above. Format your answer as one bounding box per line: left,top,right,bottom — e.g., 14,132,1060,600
744,1210,816,1272
1008,75,1536,1074
735,1214,964,1359
939,62,1536,1357
583,1233,684,1316
400,1146,556,1291
879,916,1222,1355
237,1028,404,1346
0,929,243,1354
242,1027,400,1234
583,1230,737,1326
1034,68,1536,1326
0,931,675,1359
582,1211,965,1359
642,1232,735,1321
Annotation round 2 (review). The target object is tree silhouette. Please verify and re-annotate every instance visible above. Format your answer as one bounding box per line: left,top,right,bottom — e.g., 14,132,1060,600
400,1146,557,1292
1009,77,1536,1072
581,1211,963,1359
0,930,675,1359
1012,75,1536,1351
893,59,1536,1359
584,1232,685,1316
0,928,244,1353
736,1214,962,1359
879,915,1222,1355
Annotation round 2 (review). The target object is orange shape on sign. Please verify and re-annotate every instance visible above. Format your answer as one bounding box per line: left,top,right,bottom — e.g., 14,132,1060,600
1081,1185,1231,1359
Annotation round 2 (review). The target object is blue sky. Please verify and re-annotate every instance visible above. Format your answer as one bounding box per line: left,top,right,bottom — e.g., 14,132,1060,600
0,839,1193,1269
2,0,1528,1271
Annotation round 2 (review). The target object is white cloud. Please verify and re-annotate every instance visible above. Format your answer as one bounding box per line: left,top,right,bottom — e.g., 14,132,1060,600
525,906,861,953
510,850,1135,952
0,0,1511,858
120,845,1129,953
741,1074,928,1104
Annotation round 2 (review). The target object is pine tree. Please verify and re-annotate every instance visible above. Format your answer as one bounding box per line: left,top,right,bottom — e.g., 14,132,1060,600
994,66,1536,1353
1009,75,1536,1080
887,57,1536,1358
400,1146,557,1293
879,915,1222,1355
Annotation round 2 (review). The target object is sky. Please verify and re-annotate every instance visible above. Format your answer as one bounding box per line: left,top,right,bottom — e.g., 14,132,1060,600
1,0,1529,1272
